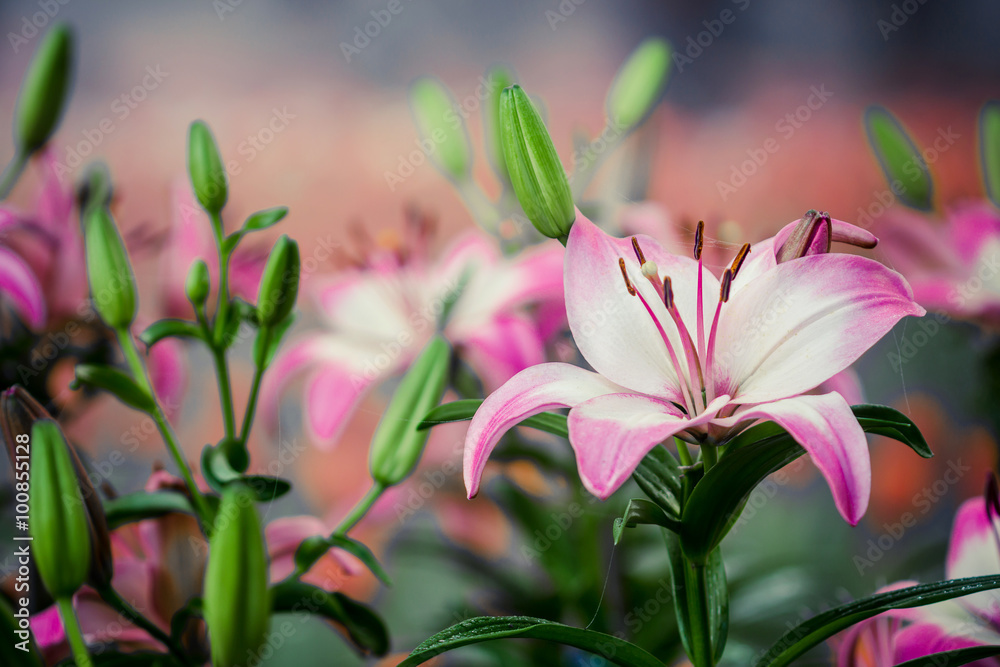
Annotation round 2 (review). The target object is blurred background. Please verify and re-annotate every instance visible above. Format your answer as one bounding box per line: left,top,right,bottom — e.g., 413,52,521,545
1,1,998,665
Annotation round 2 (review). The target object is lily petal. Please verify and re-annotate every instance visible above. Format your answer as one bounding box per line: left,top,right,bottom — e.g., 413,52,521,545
945,497,1000,626
0,247,46,327
457,313,547,391
464,362,624,497
714,253,924,404
717,392,871,525
565,214,715,402
567,392,731,498
894,621,1000,663
305,364,375,448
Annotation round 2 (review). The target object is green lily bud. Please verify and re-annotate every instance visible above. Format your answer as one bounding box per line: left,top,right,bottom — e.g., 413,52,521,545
500,85,575,239
203,485,270,667
187,120,228,215
28,420,90,599
483,64,516,186
83,204,137,330
14,24,73,154
185,259,211,308
256,235,300,327
369,336,450,486
606,38,672,130
2,387,112,591
409,77,472,181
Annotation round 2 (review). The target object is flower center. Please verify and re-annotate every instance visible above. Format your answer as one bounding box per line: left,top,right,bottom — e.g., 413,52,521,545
618,226,750,417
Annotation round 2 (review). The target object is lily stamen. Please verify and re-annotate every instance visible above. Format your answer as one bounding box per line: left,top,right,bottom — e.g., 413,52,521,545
618,257,637,296
730,243,751,278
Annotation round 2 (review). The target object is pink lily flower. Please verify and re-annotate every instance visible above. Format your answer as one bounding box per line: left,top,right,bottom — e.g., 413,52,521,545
831,615,906,667
0,150,87,327
464,212,924,525
877,200,1000,328
260,216,565,448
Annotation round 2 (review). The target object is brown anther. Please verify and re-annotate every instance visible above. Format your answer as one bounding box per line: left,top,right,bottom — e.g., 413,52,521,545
729,243,751,278
631,236,646,264
719,269,733,303
694,221,705,260
663,276,674,309
619,258,637,296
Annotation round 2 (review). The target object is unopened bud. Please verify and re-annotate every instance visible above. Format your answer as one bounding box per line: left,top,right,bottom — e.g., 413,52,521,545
83,204,137,329
256,235,300,326
484,64,516,186
29,420,91,599
409,77,472,181
203,485,271,667
187,120,228,215
14,24,73,154
500,85,575,239
369,336,450,486
185,259,211,308
1,387,112,591
606,38,672,130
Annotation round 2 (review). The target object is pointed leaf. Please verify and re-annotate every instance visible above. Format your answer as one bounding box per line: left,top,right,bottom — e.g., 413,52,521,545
979,100,1000,209
397,616,666,667
864,106,933,210
419,399,569,438
632,445,684,517
103,491,195,530
271,580,388,656
72,364,155,412
758,575,1000,667
613,498,680,544
138,319,203,347
682,404,931,563
327,536,392,586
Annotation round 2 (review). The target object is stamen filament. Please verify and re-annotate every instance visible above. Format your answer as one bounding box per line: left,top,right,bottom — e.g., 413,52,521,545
705,269,733,403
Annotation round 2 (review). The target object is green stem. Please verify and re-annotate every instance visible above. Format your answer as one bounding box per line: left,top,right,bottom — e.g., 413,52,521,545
57,597,93,667
685,560,716,667
209,212,237,439
333,481,386,537
456,178,503,232
238,355,266,446
701,442,718,471
569,125,625,200
97,585,186,661
0,151,27,200
675,439,693,467
117,329,213,526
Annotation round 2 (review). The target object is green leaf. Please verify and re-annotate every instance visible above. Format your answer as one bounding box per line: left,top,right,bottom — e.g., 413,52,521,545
632,445,683,518
613,498,680,544
327,536,392,586
758,575,1000,667
418,399,569,438
397,616,665,667
271,580,388,656
978,100,1000,209
138,319,203,347
71,364,155,413
240,474,292,501
200,444,290,500
896,646,1000,667
103,491,195,530
665,535,728,665
681,404,931,564
864,105,933,210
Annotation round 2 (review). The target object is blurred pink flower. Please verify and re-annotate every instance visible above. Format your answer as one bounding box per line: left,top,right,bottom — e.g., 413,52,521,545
464,213,923,525
159,181,265,318
878,201,1000,329
0,151,87,327
260,218,565,449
